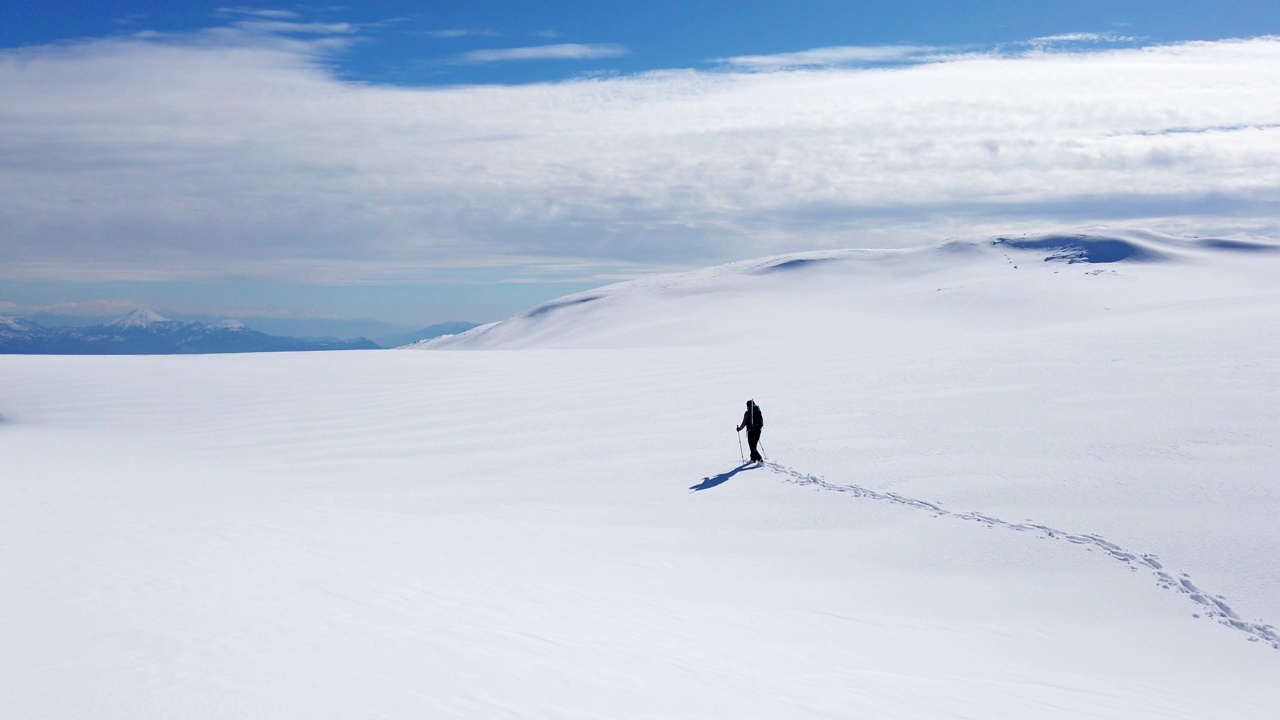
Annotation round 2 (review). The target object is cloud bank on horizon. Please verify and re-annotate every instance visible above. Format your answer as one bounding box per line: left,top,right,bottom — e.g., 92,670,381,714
1,15,1279,288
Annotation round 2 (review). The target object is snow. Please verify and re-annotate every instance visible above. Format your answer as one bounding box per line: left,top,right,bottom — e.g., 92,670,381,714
105,307,173,328
3,230,1279,718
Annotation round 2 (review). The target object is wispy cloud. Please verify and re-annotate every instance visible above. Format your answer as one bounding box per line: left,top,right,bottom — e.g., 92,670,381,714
113,13,148,28
230,20,359,36
216,7,301,21
208,7,363,45
2,28,1279,286
7,299,144,318
454,43,628,63
1022,32,1140,46
714,44,949,70
714,35,1148,71
425,29,501,39
1110,122,1280,140
130,14,361,58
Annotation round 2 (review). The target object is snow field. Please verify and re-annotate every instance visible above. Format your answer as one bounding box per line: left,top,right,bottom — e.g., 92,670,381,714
3,232,1280,717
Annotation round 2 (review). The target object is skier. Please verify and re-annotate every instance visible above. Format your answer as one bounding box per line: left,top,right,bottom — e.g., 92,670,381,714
736,399,764,464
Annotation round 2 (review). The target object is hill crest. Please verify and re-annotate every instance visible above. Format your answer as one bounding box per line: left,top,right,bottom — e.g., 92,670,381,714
418,230,1279,351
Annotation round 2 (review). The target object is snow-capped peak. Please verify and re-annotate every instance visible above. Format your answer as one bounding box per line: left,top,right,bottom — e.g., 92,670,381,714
107,308,173,328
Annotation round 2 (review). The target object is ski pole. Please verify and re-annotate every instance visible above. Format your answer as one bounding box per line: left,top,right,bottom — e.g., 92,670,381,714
737,429,744,463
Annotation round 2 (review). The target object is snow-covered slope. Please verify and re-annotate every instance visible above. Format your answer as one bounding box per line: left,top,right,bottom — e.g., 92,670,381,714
105,307,176,328
422,230,1279,350
3,229,1279,718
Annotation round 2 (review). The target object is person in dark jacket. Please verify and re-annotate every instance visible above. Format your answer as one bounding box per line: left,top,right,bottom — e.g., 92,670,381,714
736,400,764,464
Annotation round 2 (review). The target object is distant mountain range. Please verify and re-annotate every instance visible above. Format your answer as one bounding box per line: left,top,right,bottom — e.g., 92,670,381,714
0,309,381,354
375,321,480,348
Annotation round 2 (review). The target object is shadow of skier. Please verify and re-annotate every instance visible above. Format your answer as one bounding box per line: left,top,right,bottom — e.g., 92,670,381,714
689,462,761,492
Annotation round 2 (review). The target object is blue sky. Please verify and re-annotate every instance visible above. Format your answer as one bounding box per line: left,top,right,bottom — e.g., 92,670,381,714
2,2,1279,332
6,2,1279,85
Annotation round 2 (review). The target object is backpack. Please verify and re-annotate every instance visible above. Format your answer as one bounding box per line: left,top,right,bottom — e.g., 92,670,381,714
749,403,763,430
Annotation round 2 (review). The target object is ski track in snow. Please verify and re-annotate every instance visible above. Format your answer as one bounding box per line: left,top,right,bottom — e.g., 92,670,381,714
765,461,1280,650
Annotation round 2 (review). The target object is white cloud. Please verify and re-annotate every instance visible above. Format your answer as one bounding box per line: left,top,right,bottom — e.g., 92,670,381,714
1024,32,1139,45
426,29,501,39
713,35,1149,71
455,43,629,63
714,44,948,69
216,7,301,21
230,20,359,36
13,300,143,317
1,29,1279,285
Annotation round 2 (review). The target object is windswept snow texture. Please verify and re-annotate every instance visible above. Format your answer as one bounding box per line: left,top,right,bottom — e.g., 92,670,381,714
4,230,1280,718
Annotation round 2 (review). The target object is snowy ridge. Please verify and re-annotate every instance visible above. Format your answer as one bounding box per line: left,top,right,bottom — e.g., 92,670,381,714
422,229,1279,350
766,461,1280,650
991,228,1280,263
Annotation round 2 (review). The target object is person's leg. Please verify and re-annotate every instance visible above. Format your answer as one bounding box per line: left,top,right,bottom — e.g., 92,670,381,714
748,429,762,462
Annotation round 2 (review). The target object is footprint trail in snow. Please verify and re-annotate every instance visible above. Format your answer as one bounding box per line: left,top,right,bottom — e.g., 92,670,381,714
765,461,1280,650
